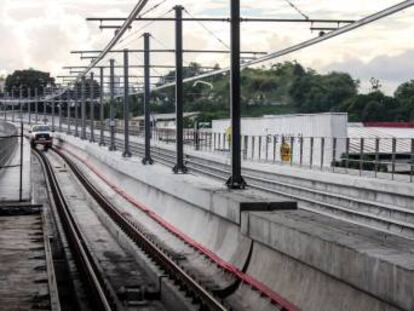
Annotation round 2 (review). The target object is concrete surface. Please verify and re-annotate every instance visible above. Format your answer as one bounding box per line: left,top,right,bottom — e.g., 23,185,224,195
53,131,414,310
0,212,50,310
243,209,414,310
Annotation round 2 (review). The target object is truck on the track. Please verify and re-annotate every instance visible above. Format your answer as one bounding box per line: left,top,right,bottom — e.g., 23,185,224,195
29,125,53,150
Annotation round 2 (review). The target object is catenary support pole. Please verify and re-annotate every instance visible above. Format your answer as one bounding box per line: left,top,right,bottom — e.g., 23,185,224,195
3,93,6,121
51,88,55,131
109,59,116,151
90,72,96,142
4,93,8,120
11,89,15,122
122,49,132,157
19,122,23,202
67,92,71,134
43,87,47,124
35,88,38,123
81,76,87,139
19,85,23,123
28,88,31,125
142,32,153,165
226,0,246,189
173,5,187,173
99,67,105,146
74,86,79,137
58,96,62,132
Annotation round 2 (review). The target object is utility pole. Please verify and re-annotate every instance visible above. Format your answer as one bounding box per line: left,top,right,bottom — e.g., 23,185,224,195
226,0,246,189
122,49,131,157
90,72,96,142
99,67,105,146
81,76,86,139
142,32,153,165
109,59,116,151
173,5,187,174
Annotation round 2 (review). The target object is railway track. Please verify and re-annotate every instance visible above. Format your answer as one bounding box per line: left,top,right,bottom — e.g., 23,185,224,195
34,148,122,311
102,135,414,240
53,137,299,311
34,147,230,311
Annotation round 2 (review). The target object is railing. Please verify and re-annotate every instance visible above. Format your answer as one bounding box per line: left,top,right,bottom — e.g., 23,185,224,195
152,129,414,182
13,113,414,182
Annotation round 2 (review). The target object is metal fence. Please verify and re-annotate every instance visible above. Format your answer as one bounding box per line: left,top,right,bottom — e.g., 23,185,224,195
15,113,414,182
151,129,414,181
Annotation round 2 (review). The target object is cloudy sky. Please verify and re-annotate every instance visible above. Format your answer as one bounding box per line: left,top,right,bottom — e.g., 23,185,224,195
0,0,413,94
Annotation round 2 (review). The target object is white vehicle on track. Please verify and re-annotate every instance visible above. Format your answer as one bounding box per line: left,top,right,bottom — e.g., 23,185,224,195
29,125,53,149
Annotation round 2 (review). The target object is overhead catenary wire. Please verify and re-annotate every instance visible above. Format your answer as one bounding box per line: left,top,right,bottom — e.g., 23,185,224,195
150,34,195,68
4,1,412,105
122,0,414,97
115,8,173,50
183,8,230,49
139,0,170,18
73,0,149,84
284,0,309,20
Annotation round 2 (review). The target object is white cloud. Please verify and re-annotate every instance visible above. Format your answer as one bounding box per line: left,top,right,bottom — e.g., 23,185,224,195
0,0,412,93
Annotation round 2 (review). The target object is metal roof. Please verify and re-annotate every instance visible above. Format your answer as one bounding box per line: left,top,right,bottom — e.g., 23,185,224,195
348,124,414,154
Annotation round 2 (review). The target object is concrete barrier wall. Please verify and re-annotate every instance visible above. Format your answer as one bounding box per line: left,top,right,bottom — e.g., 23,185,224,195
55,133,411,311
56,135,254,270
0,121,18,169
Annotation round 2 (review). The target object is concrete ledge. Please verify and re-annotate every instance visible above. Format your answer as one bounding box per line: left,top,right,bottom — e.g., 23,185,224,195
243,209,414,310
55,133,295,225
183,145,414,209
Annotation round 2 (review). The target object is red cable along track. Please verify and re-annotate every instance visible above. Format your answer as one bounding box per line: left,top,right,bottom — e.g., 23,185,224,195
57,146,300,311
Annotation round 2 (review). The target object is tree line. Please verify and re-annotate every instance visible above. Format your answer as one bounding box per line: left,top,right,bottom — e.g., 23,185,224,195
3,63,414,123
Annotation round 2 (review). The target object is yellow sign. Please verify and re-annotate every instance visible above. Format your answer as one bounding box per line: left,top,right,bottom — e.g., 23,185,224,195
280,142,291,162
225,127,232,145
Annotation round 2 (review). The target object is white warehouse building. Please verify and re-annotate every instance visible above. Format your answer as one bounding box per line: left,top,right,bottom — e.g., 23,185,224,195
211,112,348,167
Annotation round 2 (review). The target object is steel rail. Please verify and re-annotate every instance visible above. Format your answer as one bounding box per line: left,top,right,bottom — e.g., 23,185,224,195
53,147,229,311
33,149,121,311
130,0,414,95
55,140,298,310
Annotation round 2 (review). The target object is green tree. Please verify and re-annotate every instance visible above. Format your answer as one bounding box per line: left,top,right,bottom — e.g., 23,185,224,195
5,69,55,96
72,78,101,99
290,71,358,113
394,80,414,121
340,91,398,122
